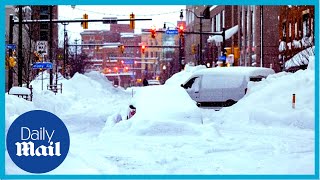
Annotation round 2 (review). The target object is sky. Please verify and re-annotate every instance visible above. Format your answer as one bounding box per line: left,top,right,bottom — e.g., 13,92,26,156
5,58,315,174
58,5,186,42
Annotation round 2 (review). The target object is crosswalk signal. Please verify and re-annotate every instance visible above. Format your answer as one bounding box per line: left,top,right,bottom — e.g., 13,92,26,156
150,26,156,39
130,13,135,30
82,13,88,29
178,25,184,38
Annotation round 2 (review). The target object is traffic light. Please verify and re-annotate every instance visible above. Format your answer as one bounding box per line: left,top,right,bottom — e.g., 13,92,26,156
130,13,135,30
8,56,16,68
178,25,184,38
150,26,156,39
119,45,125,54
141,45,146,54
191,44,197,55
82,13,88,29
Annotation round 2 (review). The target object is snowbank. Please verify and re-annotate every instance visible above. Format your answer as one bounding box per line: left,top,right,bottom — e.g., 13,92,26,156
6,72,129,127
165,64,206,86
208,68,315,130
100,85,203,136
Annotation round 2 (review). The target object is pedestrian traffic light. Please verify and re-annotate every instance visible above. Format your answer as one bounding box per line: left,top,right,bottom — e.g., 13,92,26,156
119,45,125,54
150,26,156,39
141,45,146,54
130,13,135,30
178,25,184,38
82,13,88,29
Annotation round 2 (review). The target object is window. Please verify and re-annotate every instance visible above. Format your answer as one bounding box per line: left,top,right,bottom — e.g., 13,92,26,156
40,15,49,19
294,21,298,37
282,22,286,38
40,31,48,41
302,14,309,37
211,17,215,32
215,14,221,32
222,10,225,28
183,77,199,89
289,22,292,38
40,23,49,29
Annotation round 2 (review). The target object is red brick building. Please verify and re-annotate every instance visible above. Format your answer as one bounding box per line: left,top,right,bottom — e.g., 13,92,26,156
278,6,314,70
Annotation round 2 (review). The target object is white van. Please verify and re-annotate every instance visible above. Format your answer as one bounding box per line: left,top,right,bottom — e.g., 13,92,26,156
181,67,275,107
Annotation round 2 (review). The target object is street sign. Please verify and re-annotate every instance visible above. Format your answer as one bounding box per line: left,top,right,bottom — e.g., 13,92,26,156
123,59,134,65
32,62,53,69
36,41,48,55
165,29,178,35
6,44,16,50
218,56,226,61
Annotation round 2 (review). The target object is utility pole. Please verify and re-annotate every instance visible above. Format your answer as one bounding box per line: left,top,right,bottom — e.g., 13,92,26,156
8,14,14,90
18,6,23,86
62,22,68,77
75,39,79,63
199,14,203,65
49,6,53,87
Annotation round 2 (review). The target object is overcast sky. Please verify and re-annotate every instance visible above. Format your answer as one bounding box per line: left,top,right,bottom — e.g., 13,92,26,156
58,5,186,43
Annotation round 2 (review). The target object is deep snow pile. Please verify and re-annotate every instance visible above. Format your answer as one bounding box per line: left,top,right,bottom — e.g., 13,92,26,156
101,85,203,137
204,58,315,130
165,64,206,86
6,71,129,127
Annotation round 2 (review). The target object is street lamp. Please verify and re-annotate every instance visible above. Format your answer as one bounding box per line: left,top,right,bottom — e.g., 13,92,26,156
180,9,204,66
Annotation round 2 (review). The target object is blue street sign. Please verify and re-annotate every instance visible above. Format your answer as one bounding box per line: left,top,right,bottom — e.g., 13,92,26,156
6,44,16,50
165,30,178,35
218,56,226,61
123,59,134,65
32,62,53,69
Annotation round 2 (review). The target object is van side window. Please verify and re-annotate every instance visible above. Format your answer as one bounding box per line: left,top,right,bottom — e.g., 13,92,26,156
184,77,199,89
249,76,266,82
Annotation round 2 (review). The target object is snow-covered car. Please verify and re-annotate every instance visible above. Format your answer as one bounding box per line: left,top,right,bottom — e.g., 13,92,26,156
147,79,161,85
126,85,203,124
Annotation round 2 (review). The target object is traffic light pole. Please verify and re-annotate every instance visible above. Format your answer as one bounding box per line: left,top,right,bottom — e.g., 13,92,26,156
62,22,68,77
199,16,203,66
18,6,23,87
49,6,53,88
8,14,14,91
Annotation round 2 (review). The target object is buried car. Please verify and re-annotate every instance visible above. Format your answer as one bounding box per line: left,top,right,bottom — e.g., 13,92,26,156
181,66,275,107
115,85,203,127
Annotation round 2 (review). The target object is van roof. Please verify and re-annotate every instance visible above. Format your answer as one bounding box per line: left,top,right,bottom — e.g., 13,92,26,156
193,66,275,77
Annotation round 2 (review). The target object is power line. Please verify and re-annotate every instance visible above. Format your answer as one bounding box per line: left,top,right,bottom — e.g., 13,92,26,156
72,7,181,17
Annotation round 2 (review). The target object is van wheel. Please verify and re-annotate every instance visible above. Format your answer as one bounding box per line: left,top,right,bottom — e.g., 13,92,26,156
225,100,236,107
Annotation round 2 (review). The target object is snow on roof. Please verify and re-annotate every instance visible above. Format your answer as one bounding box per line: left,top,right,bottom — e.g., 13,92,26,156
207,25,239,43
9,86,31,95
193,66,275,78
285,46,315,70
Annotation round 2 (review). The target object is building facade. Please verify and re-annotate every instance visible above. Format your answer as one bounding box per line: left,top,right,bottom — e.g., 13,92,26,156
185,5,281,72
278,5,314,71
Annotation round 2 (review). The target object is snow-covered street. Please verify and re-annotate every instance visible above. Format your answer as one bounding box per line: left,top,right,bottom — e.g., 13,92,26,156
5,61,315,175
